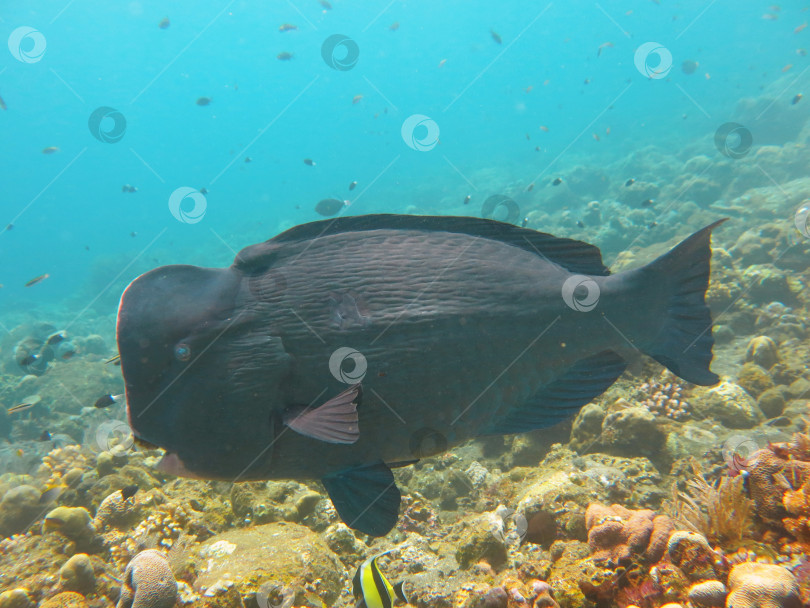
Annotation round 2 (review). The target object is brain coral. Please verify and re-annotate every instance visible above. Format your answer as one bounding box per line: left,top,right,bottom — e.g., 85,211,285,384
726,562,801,608
117,550,177,608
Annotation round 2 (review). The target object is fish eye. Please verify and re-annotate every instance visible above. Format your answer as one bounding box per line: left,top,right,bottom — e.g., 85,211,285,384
174,343,192,362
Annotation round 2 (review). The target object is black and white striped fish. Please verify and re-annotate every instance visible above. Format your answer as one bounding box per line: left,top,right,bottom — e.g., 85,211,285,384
352,551,408,608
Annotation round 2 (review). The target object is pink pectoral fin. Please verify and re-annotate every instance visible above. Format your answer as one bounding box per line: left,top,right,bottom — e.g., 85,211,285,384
157,453,204,479
283,384,361,444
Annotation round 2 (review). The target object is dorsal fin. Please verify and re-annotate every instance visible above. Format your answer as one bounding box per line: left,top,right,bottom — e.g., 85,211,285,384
234,214,610,276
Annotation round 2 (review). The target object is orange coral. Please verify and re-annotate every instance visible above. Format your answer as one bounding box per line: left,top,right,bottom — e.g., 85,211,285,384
585,503,674,566
782,479,810,546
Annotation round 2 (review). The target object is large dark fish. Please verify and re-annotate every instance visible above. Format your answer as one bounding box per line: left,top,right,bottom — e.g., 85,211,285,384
117,214,723,536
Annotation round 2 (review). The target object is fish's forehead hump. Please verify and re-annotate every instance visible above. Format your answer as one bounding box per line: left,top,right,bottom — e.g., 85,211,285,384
233,241,281,273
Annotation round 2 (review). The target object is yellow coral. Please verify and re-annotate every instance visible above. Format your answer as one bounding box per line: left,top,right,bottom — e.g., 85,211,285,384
782,480,810,545
38,445,89,487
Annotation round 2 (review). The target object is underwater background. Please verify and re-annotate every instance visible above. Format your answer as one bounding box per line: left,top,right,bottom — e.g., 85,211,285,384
2,0,810,607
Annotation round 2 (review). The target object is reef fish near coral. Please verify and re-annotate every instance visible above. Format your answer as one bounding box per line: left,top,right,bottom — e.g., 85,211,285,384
116,214,723,536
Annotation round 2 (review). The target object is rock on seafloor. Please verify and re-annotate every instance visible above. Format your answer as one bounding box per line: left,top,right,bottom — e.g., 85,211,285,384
192,522,344,606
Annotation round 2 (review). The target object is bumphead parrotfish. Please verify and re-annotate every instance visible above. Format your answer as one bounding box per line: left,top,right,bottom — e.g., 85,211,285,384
117,214,723,536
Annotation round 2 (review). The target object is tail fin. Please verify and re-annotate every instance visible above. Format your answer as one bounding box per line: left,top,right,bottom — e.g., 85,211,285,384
639,220,726,386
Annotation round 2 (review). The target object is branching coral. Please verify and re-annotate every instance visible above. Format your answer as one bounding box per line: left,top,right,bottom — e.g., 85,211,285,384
664,459,753,545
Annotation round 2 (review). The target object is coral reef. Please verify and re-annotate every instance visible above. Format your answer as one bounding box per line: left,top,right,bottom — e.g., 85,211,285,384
117,550,177,608
726,562,801,608
584,503,673,565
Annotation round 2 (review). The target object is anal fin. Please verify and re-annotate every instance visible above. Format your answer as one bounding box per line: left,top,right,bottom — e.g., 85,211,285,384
484,350,627,434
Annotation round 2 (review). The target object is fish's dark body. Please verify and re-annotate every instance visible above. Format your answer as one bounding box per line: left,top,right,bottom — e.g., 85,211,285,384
118,214,722,535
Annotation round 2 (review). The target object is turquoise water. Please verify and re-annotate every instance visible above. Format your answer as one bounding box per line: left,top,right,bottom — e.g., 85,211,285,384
1,0,804,311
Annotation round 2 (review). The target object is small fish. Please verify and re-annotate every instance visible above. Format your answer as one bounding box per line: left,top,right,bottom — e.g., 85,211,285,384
641,199,654,207
8,403,35,414
799,48,808,57
463,195,471,205
25,273,50,287
352,95,364,104
20,354,39,367
527,183,534,192
15,449,23,458
584,78,591,85
592,132,600,142
521,217,528,228
130,231,137,238
534,146,541,151
244,157,252,163
438,59,447,68
792,93,803,105
319,0,332,10
196,97,212,106
121,484,138,500
552,177,563,186
648,221,658,229
353,552,408,608
61,349,76,361
106,354,121,365
524,85,533,93
315,198,348,217
681,60,699,75
39,430,52,441
122,184,138,193
199,187,208,195
0,94,7,110
389,22,400,31
576,220,585,228
46,331,67,346
525,133,531,140
277,52,294,61
625,178,636,187
796,22,808,34
606,127,611,135
597,42,614,57
42,147,59,154
539,125,549,132
349,181,358,191
94,394,124,409
763,13,778,20
279,23,297,32
303,158,316,166
158,17,170,29
783,64,793,72
5,223,12,231
490,29,502,44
